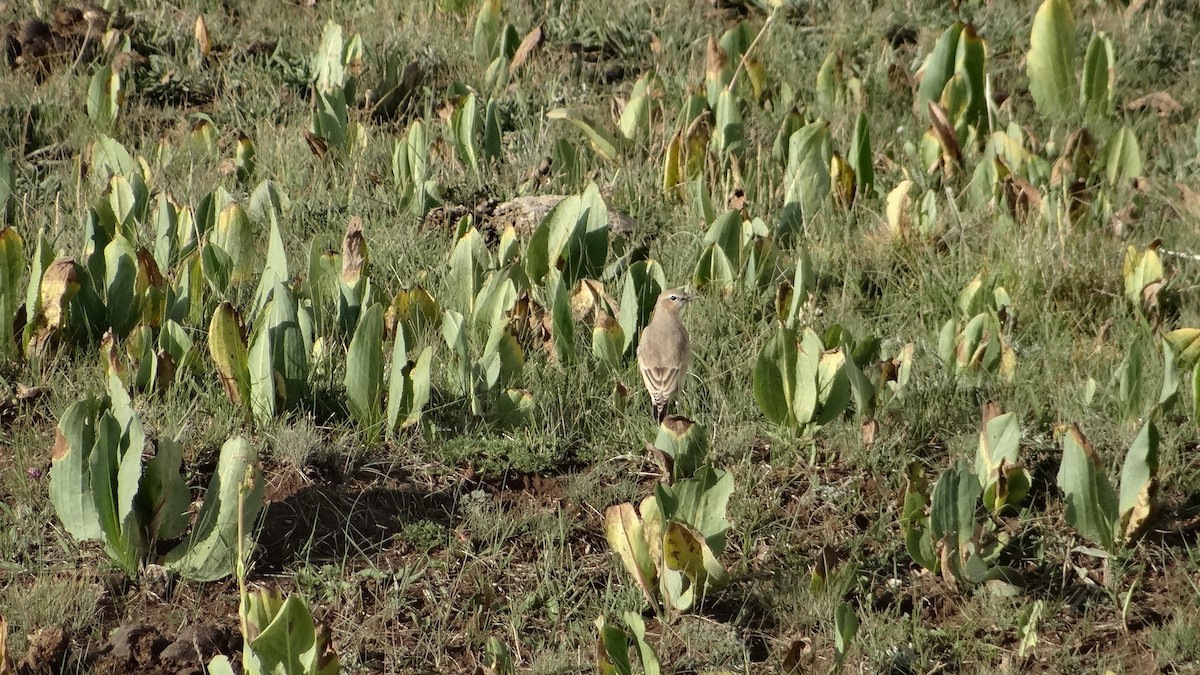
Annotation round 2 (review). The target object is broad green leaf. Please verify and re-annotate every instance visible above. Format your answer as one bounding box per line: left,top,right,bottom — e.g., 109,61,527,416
141,438,190,542
1104,126,1143,186
1027,0,1076,120
1122,245,1161,311
546,108,622,162
692,244,735,294
623,612,661,675
1159,341,1180,411
267,283,309,410
834,602,859,666
483,637,515,675
917,22,964,110
977,411,1021,483
848,113,874,198
211,203,255,285
813,348,850,427
548,270,575,364
451,92,480,177
89,412,131,570
657,465,733,551
617,259,666,355
662,520,730,608
247,305,277,420
313,21,346,93
901,463,938,571
0,227,22,359
251,212,290,316
158,319,197,380
251,596,315,674
209,302,251,409
595,616,633,675
312,88,349,151
164,436,263,581
86,64,122,126
793,330,823,427
494,387,533,425
50,398,104,541
102,235,141,337
1117,337,1145,422
1194,360,1200,425
152,194,180,271
815,51,844,112
248,179,290,225
483,99,502,162
0,148,13,224
618,73,655,143
1057,424,1118,551
653,417,708,482
403,347,433,429
711,88,743,158
345,303,386,443
91,135,134,181
753,328,797,428
1080,32,1115,117
592,310,624,370
206,656,236,675
781,121,832,237
930,458,980,554
447,227,488,315
1118,421,1157,542
472,0,502,63
954,25,988,133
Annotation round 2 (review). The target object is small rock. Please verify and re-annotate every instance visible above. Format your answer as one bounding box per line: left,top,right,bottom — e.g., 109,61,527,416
160,625,226,664
17,626,68,674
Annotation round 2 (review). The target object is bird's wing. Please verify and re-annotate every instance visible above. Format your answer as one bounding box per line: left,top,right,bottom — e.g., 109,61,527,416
639,364,681,405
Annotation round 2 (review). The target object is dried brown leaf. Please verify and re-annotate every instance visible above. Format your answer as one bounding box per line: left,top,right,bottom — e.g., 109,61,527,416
508,24,543,75
1126,92,1181,118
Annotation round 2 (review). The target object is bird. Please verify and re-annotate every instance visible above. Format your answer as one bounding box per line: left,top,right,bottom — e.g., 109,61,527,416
637,288,694,422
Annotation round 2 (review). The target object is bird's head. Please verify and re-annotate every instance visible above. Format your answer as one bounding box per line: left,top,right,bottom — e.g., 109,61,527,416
655,287,694,314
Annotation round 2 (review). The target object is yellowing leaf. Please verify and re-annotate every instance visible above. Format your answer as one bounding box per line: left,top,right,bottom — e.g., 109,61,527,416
604,503,659,611
1165,328,1200,370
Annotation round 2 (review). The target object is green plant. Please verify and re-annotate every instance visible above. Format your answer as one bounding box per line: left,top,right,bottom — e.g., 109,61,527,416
1122,243,1163,320
823,324,914,420
833,602,859,673
525,183,610,287
691,210,778,295
392,119,442,216
916,21,990,175
974,402,1031,514
207,588,340,675
778,120,831,239
209,476,338,675
86,63,123,127
0,226,22,360
595,612,661,675
900,456,1022,592
308,21,365,157
1027,0,1116,122
50,374,264,579
441,225,528,420
605,418,732,617
937,273,1015,379
1165,328,1200,421
1056,421,1158,553
753,326,850,436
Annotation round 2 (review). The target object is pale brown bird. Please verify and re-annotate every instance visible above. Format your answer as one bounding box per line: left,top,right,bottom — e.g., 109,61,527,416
637,288,694,422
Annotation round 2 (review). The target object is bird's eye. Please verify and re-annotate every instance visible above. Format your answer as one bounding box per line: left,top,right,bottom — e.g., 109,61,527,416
669,294,679,301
